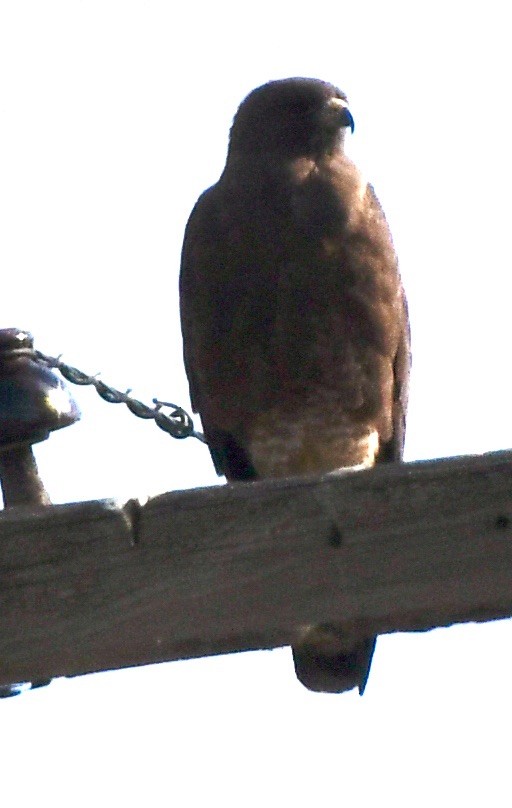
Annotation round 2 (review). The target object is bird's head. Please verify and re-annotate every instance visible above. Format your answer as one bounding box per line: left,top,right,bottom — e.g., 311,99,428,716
228,77,354,159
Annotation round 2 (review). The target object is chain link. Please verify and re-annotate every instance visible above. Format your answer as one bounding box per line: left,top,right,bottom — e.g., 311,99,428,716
34,350,206,443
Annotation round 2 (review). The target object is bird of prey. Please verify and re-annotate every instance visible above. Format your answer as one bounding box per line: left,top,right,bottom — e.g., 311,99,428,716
179,77,410,694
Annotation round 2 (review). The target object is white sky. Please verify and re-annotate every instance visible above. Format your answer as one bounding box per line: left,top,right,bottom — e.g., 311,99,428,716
1,2,512,806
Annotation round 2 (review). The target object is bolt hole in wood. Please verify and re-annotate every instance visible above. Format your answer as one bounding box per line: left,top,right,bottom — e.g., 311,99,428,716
327,524,343,547
494,514,510,531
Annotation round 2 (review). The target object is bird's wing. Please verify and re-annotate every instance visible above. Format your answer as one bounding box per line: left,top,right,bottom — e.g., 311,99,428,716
364,184,411,464
388,290,411,461
180,186,259,479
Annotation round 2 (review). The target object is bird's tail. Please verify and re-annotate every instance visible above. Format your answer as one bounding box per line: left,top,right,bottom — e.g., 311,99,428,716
292,627,376,695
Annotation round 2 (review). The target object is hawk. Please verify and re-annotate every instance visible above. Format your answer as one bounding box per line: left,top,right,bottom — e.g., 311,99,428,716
179,77,410,694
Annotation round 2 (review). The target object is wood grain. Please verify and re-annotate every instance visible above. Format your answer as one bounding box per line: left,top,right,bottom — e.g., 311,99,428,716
1,450,512,685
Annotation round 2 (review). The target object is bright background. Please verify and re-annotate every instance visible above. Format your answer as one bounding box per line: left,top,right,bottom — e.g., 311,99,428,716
1,2,512,806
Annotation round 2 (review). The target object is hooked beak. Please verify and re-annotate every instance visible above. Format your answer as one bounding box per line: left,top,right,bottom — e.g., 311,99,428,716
326,96,355,133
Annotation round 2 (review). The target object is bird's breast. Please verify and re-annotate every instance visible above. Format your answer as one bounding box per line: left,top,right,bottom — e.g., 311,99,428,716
192,156,402,467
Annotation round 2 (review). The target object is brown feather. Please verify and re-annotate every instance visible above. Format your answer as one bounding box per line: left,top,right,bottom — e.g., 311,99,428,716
180,78,411,692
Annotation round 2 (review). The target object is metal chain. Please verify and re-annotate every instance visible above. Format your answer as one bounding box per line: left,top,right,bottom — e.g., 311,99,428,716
34,350,206,443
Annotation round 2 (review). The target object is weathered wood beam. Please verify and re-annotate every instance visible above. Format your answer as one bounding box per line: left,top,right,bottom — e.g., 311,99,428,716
1,450,512,686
